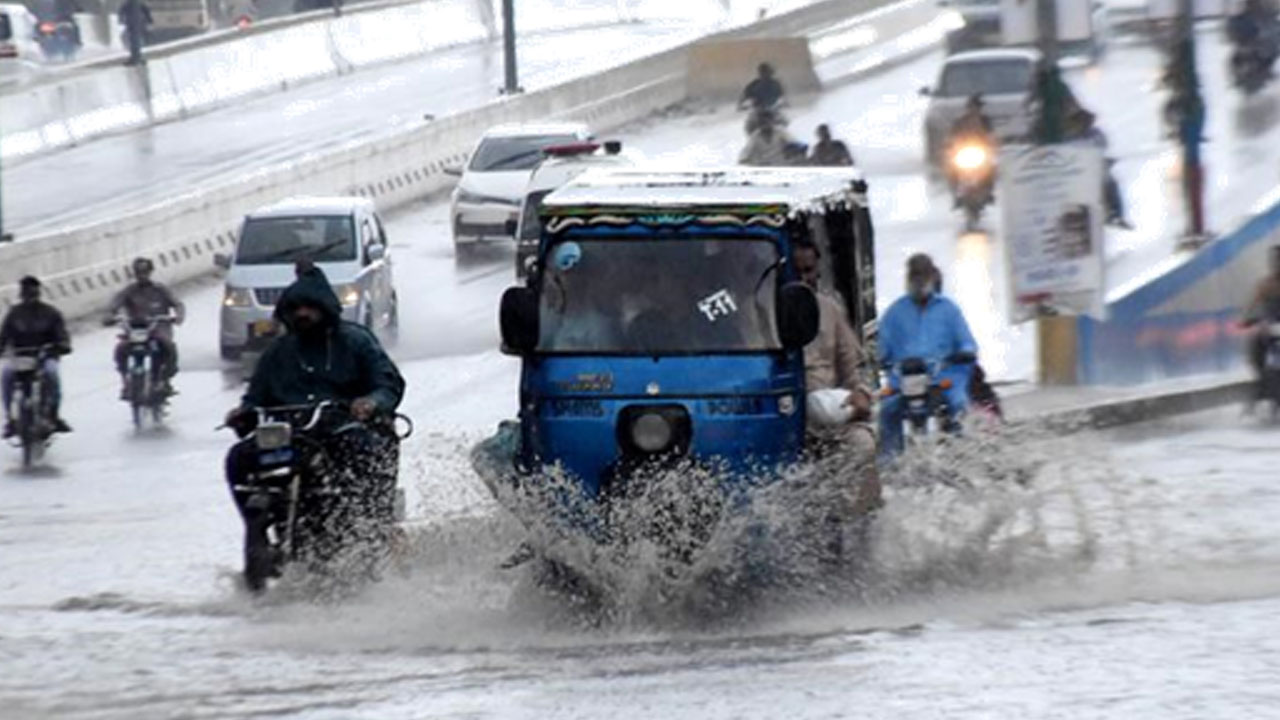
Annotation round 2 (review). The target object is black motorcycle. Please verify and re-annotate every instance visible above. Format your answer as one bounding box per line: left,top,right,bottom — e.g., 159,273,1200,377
7,345,55,468
117,315,174,428
226,401,407,593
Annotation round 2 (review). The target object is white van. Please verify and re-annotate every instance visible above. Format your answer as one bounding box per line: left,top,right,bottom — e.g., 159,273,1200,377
512,140,634,277
920,48,1042,165
216,197,397,359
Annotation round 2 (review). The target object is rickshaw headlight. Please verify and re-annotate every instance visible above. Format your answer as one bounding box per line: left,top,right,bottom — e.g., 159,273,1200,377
631,412,674,454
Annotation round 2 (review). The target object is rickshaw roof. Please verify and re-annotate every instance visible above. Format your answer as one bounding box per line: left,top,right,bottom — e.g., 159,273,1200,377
540,168,866,216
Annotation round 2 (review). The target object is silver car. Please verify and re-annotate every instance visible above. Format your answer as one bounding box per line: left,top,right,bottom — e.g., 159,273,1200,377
216,197,398,360
921,48,1042,165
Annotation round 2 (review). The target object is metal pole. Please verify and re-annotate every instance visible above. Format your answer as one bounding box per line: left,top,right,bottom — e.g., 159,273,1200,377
1036,0,1063,143
502,0,519,94
1176,0,1206,239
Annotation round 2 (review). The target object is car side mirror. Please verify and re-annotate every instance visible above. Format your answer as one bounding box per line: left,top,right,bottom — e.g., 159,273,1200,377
499,286,540,354
366,244,386,263
776,282,819,349
918,86,931,97
444,166,463,177
214,252,231,270
504,219,519,236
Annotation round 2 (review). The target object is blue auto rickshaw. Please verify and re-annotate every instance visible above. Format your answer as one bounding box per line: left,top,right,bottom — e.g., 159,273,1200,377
473,168,876,582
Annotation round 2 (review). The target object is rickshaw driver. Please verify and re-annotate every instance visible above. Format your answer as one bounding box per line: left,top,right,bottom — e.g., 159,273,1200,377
792,239,882,518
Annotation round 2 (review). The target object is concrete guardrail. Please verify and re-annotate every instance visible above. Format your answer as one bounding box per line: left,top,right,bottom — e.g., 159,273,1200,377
0,0,943,321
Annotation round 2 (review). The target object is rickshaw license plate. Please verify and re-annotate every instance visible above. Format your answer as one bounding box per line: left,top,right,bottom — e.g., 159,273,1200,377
901,374,929,398
251,320,278,338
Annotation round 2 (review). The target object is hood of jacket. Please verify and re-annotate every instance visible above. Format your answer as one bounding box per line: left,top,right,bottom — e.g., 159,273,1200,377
274,266,343,330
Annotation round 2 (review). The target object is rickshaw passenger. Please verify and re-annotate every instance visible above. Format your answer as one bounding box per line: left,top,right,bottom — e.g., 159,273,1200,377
792,239,881,517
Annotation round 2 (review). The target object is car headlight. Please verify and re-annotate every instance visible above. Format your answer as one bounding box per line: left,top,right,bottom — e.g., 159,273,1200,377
223,287,253,308
333,283,361,307
630,412,674,454
952,144,990,171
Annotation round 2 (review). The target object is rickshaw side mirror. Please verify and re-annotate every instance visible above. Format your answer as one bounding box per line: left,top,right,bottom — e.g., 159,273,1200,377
499,286,540,354
777,282,819,349
504,218,519,236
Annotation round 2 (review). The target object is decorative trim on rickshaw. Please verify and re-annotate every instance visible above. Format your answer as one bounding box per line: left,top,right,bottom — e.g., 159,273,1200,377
544,212,791,234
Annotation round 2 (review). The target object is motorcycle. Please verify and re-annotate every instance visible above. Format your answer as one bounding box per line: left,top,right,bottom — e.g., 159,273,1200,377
6,346,56,468
226,401,409,593
742,100,788,136
882,351,975,439
1258,321,1280,417
116,315,175,428
34,19,78,62
946,136,996,230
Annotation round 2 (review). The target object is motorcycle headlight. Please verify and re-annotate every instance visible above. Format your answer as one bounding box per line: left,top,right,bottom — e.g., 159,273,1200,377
223,287,253,308
630,412,674,454
255,421,292,451
334,283,361,307
952,144,989,171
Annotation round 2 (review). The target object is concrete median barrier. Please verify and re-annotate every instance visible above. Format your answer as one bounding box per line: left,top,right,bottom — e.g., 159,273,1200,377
0,0,938,318
1074,193,1280,386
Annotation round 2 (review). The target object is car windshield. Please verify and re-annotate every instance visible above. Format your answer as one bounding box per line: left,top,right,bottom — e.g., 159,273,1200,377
236,216,357,265
938,59,1033,97
0,14,12,41
538,238,782,354
469,134,580,172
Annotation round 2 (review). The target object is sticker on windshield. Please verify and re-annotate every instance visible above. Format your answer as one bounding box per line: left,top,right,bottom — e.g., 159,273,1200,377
697,289,738,322
553,242,582,271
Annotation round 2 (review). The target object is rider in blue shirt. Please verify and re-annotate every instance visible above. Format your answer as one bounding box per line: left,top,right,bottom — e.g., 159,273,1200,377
877,253,977,457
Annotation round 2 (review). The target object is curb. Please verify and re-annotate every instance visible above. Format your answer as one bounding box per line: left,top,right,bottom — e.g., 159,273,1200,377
1011,379,1254,434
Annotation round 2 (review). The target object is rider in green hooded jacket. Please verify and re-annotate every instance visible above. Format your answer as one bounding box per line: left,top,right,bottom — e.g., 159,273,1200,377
223,265,405,541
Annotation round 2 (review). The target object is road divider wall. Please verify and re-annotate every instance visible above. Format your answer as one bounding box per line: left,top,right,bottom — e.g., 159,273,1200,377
0,0,942,320
1075,194,1280,384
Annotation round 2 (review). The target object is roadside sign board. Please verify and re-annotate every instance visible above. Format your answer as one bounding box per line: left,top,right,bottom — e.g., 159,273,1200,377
998,142,1106,322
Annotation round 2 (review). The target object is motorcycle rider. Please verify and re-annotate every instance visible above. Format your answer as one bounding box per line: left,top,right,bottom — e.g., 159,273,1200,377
877,253,978,459
739,62,784,111
809,124,855,167
0,277,72,436
740,62,787,135
223,266,405,551
1242,246,1280,407
1065,108,1134,230
945,95,997,204
106,257,185,399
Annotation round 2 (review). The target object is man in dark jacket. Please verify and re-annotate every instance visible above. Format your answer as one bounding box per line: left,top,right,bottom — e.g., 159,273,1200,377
0,276,72,435
808,124,854,166
107,257,185,398
223,266,405,541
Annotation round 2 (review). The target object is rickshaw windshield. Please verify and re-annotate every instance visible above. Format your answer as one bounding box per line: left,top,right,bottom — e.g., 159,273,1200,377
537,238,782,354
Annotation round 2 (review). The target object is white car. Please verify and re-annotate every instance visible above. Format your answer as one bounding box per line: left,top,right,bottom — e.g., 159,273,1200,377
512,140,635,277
920,48,1042,165
0,4,35,68
216,196,397,360
448,122,592,253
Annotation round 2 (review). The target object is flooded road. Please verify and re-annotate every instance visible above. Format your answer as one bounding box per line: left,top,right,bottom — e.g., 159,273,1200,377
4,409,1279,719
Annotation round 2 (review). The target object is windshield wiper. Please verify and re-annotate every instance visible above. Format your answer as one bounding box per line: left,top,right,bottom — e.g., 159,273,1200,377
248,237,350,264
